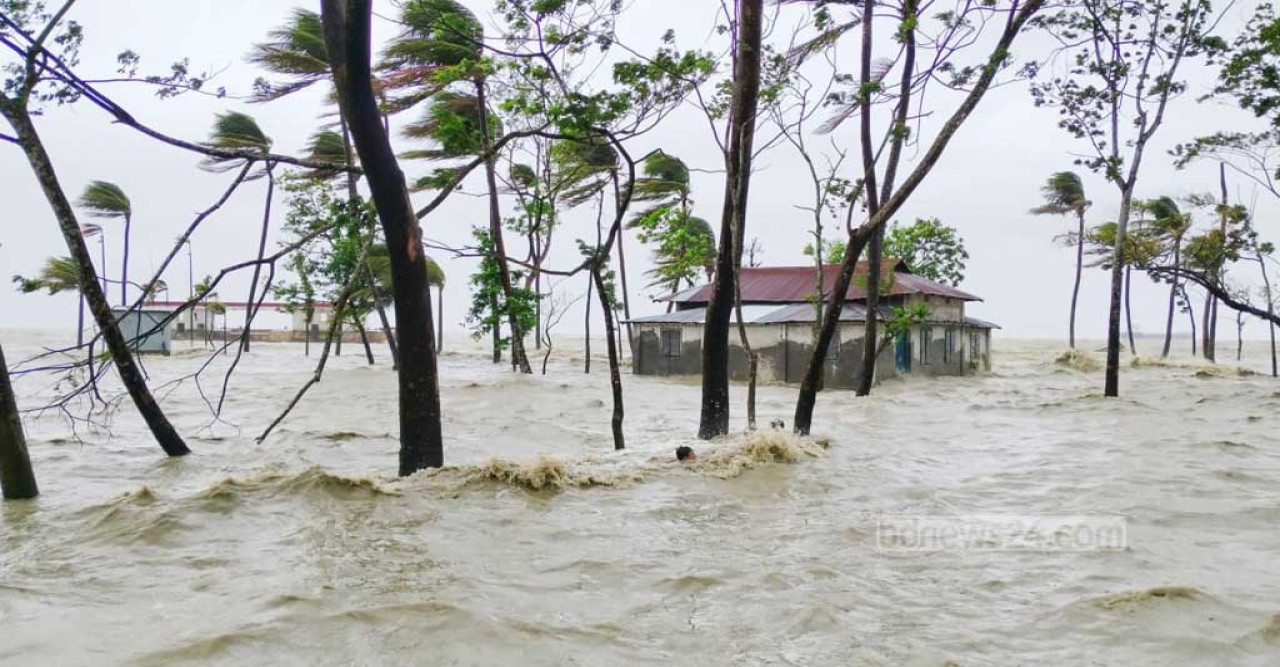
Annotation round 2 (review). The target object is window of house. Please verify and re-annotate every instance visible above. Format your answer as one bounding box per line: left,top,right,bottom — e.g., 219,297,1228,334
921,326,932,365
661,328,682,358
944,328,955,364
970,331,982,368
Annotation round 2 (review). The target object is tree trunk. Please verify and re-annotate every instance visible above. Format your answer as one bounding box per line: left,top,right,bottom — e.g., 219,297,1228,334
305,315,312,356
322,0,444,475
77,292,85,347
474,80,531,374
856,228,885,395
1070,210,1085,348
491,294,501,364
1103,189,1134,397
593,267,625,450
1258,250,1277,377
367,265,399,368
336,322,343,356
0,100,189,457
1237,310,1244,362
699,0,764,440
612,171,635,356
584,270,593,374
241,163,276,353
437,286,444,356
354,316,375,364
1185,286,1197,357
0,341,38,500
1124,265,1136,356
1162,243,1179,358
121,213,131,307
1202,291,1214,362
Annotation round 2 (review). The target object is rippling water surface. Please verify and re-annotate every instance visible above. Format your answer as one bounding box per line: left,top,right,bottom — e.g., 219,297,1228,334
2,331,1279,666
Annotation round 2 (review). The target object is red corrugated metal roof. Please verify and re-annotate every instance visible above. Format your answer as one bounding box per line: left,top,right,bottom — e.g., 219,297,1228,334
664,261,981,304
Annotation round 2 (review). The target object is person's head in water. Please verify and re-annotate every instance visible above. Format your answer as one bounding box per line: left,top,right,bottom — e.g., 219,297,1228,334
676,446,697,462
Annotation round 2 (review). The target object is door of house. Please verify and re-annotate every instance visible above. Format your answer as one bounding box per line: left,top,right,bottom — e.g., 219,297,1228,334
895,333,911,372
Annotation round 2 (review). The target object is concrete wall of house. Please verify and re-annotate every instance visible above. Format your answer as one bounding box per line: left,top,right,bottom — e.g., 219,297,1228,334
634,324,704,376
634,318,988,385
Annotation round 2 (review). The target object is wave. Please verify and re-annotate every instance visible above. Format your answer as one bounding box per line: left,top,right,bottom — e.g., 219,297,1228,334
411,430,831,494
1054,348,1101,372
197,465,400,501
1093,585,1203,611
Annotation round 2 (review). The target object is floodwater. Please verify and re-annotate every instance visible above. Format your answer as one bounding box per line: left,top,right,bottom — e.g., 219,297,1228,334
2,331,1280,666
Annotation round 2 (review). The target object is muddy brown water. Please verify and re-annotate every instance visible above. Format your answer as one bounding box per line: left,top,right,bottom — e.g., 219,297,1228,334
2,332,1279,665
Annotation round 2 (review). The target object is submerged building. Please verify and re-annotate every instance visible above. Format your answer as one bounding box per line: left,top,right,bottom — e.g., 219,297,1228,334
629,260,997,389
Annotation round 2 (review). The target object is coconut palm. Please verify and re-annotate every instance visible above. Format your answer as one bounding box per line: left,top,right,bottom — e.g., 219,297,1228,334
625,152,715,307
12,256,85,344
201,111,272,172
367,245,447,355
247,9,330,103
1141,197,1193,358
77,182,132,306
1031,171,1091,349
80,222,107,294
427,256,446,353
383,0,535,373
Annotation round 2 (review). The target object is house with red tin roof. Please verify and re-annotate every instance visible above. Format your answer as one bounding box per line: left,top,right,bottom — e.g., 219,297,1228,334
628,260,997,387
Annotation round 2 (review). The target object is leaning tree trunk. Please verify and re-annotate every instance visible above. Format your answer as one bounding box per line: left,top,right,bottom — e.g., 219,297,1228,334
490,293,501,364
0,100,190,457
1124,265,1136,356
1070,210,1085,349
322,0,443,475
0,341,38,500
353,316,375,365
611,171,635,355
474,81,531,374
241,163,276,353
698,0,764,440
1202,291,1215,362
1162,243,1179,358
593,266,625,450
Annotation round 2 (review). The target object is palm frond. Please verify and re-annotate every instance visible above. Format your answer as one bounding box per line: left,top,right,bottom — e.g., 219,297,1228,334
78,181,131,219
248,9,330,103
202,112,272,171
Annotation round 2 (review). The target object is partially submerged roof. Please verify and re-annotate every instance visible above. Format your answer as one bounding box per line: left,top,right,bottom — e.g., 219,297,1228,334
662,261,982,305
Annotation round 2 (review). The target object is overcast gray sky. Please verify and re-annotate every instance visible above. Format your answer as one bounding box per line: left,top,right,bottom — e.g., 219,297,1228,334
2,0,1273,347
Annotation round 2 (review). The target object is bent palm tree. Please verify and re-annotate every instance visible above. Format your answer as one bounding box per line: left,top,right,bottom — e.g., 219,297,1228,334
77,182,131,307
248,9,331,102
384,0,533,374
1032,171,1091,348
1142,196,1192,358
13,256,84,345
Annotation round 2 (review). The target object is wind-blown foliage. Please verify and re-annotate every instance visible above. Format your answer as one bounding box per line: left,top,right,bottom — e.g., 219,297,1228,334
248,8,330,102
201,111,272,171
883,218,968,287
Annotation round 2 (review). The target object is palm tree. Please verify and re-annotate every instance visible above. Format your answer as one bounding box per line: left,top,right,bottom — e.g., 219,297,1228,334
382,0,534,374
77,182,131,306
201,111,272,172
1032,171,1091,348
1141,197,1192,358
247,9,331,102
427,256,446,353
80,222,107,295
12,256,84,345
367,246,447,355
626,153,716,310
